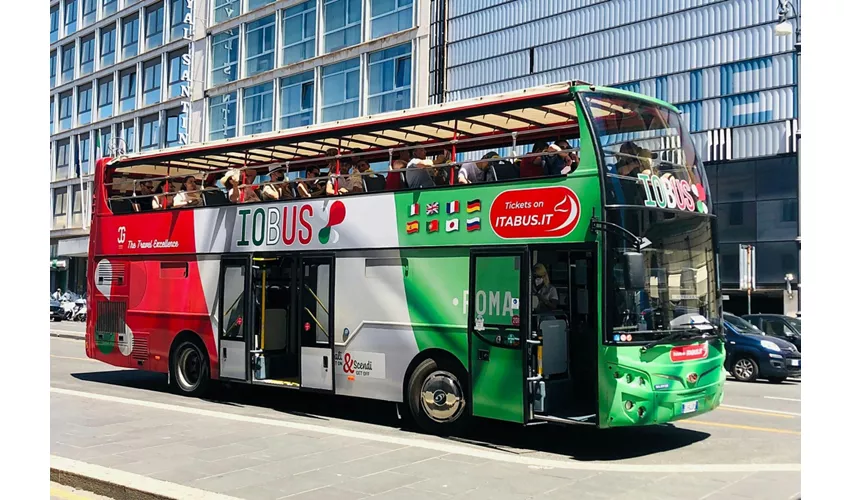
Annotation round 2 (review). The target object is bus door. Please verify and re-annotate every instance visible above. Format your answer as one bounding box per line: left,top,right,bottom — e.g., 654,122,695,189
468,250,529,424
297,256,335,392
218,257,251,381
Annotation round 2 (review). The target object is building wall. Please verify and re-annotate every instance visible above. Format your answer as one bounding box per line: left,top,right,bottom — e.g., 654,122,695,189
436,0,800,311
49,0,430,287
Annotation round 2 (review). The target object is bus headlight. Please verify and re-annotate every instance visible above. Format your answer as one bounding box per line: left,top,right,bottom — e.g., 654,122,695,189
760,340,781,352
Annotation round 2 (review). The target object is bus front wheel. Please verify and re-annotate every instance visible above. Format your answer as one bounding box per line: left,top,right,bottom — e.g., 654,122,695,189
407,358,469,435
171,339,210,397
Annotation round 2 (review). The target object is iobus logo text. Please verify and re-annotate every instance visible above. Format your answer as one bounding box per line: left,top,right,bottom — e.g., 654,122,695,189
236,206,313,247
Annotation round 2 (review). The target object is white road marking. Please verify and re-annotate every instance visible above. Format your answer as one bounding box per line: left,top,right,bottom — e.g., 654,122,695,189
52,456,239,500
764,396,802,402
51,337,84,343
50,387,801,473
51,329,86,336
721,404,801,417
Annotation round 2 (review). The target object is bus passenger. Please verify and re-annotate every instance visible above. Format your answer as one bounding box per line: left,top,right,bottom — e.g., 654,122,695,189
262,169,294,200
406,146,437,189
296,166,325,198
615,141,652,177
386,149,411,191
223,169,260,203
532,263,560,316
520,141,550,178
151,183,168,210
544,140,579,176
134,180,155,211
430,149,453,186
458,152,498,184
173,176,203,207
347,160,376,193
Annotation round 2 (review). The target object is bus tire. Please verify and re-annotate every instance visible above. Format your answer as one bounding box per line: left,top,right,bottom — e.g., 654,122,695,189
170,339,210,397
407,358,469,435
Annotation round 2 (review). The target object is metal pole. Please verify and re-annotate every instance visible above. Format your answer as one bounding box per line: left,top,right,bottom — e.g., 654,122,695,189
795,14,801,315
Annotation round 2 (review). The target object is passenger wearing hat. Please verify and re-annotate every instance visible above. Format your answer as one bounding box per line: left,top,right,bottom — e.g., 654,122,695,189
222,169,260,203
262,168,294,200
458,151,498,184
532,263,559,316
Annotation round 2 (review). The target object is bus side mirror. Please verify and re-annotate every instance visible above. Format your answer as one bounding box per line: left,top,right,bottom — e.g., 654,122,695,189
623,252,645,290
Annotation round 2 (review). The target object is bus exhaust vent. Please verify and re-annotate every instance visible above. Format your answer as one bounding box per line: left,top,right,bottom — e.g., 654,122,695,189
96,262,126,286
131,333,149,363
95,300,127,335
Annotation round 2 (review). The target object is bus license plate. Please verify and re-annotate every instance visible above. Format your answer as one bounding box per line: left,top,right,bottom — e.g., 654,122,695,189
791,359,800,367
682,401,699,414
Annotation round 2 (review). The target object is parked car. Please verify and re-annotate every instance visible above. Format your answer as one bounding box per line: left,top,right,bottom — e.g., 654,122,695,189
50,296,64,321
742,314,801,351
723,312,800,383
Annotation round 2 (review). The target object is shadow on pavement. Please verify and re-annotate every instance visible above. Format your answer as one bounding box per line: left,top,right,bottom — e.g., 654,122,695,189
71,369,709,462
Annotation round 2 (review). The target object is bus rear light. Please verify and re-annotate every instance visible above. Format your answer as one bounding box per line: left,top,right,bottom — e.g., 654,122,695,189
154,355,161,360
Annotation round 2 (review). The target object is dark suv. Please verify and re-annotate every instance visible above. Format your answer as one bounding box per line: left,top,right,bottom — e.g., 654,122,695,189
742,314,801,352
723,312,800,383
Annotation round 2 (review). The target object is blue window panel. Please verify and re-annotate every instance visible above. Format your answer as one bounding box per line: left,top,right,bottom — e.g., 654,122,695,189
146,3,165,50
165,109,186,147
610,82,640,94
59,92,73,130
103,0,118,17
282,1,316,65
140,114,160,151
323,0,362,53
367,43,411,114
168,50,189,99
655,76,668,103
370,0,412,39
209,92,237,140
77,85,93,125
280,71,314,129
143,59,162,106
98,77,114,119
721,92,773,128
170,0,189,40
101,26,116,67
214,0,241,24
121,121,136,153
211,29,240,85
122,15,139,59
50,98,55,135
119,69,137,113
61,44,75,83
242,82,274,135
50,51,57,88
50,6,60,43
80,36,95,75
249,0,274,11
65,0,78,36
78,134,90,175
321,58,360,122
246,15,276,76
99,127,112,156
82,0,97,27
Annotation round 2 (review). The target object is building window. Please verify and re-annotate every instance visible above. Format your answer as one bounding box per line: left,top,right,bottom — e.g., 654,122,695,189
167,49,188,98
249,0,274,11
282,1,316,65
80,35,95,75
321,58,359,122
165,108,186,147
99,127,112,156
59,91,74,130
50,51,57,88
82,0,97,27
170,0,189,40
246,15,276,77
143,58,162,106
120,120,135,153
728,202,744,226
64,0,78,37
54,187,69,230
140,114,160,151
280,71,314,129
56,139,71,181
211,29,240,85
72,184,84,227
367,43,411,114
77,134,91,176
50,5,60,43
242,82,274,135
213,0,241,24
98,77,114,119
77,84,93,126
324,0,361,53
61,43,76,83
103,0,118,17
122,15,139,59
50,97,55,135
146,3,165,50
209,92,237,140
781,199,798,222
119,68,137,113
370,0,412,39
101,25,116,67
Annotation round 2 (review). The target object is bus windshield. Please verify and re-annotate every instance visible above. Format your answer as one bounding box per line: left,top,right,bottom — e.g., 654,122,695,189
608,209,720,343
582,92,712,213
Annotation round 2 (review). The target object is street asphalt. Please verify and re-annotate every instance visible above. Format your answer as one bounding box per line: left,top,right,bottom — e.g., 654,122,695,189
50,322,801,500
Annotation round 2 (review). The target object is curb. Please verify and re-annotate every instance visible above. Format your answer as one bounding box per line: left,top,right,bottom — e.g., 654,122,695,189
50,456,240,500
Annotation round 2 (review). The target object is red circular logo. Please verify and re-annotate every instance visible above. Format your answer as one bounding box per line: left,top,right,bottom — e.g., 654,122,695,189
489,186,581,239
304,322,311,331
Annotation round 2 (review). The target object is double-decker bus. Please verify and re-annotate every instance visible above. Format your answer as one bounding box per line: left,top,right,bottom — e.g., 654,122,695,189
85,81,724,433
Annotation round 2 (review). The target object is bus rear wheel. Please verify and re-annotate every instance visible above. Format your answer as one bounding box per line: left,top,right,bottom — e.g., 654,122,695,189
171,339,209,397
407,358,468,435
